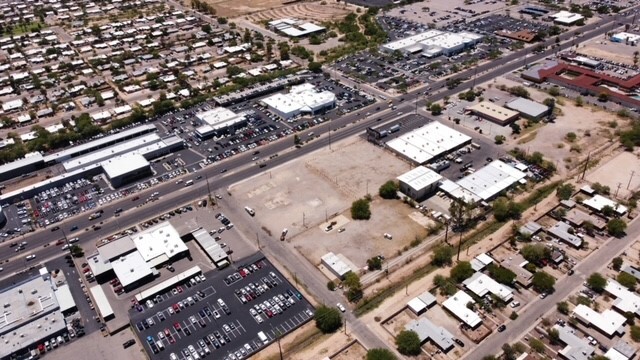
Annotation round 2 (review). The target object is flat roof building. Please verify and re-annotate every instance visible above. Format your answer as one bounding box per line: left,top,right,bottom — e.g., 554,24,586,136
501,254,533,286
463,272,513,302
442,290,482,328
605,340,637,360
269,18,325,37
261,83,336,120
554,325,594,360
90,285,114,320
582,195,628,216
111,251,155,289
132,222,189,268
547,221,583,248
134,266,202,302
470,253,494,272
191,228,229,268
405,318,454,352
611,32,640,44
386,122,471,165
439,160,526,203
101,153,151,188
0,152,44,182
321,252,351,280
505,97,549,120
380,30,482,56
605,279,640,316
572,304,626,337
195,107,247,138
407,291,437,315
397,166,443,201
467,101,519,125
550,11,584,25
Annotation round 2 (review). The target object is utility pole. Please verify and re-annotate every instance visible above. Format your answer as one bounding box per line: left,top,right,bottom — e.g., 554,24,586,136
615,182,622,198
456,231,464,262
302,212,306,228
581,152,590,181
444,221,450,245
628,170,635,190
328,119,332,150
256,232,260,249
205,174,213,206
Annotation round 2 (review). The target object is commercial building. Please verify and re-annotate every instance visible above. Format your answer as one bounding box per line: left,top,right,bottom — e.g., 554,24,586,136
397,166,443,201
134,266,202,302
572,304,626,337
385,122,471,165
268,19,325,37
321,252,352,280
442,291,482,328
605,279,640,317
582,195,628,216
467,101,519,125
547,221,583,248
549,11,584,25
0,152,44,181
87,222,189,291
90,285,115,321
505,97,549,120
611,32,640,44
260,83,336,120
553,325,594,360
439,160,527,203
101,154,152,188
463,272,513,302
407,291,436,315
194,107,247,138
191,228,230,268
0,270,69,359
380,30,482,56
405,318,454,352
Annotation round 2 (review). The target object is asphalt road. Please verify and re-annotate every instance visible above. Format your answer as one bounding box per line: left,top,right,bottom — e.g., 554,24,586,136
0,9,633,356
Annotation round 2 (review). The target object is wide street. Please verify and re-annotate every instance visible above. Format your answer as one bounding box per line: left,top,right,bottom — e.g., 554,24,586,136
0,8,636,356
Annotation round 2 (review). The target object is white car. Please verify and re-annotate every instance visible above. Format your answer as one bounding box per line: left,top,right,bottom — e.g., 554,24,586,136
510,301,520,308
26,254,36,261
337,303,346,312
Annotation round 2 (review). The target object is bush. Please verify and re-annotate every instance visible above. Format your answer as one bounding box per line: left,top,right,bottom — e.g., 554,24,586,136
487,264,516,285
367,256,383,271
509,311,519,320
617,272,637,290
612,257,623,271
351,198,371,220
495,135,506,144
366,348,397,360
557,301,570,315
396,330,421,356
431,245,455,267
493,197,523,221
327,280,336,291
314,305,342,333
587,272,607,293
631,325,640,342
379,180,399,199
556,183,575,200
529,338,545,353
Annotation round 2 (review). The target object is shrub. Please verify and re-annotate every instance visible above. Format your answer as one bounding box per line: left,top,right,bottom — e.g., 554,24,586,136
351,198,371,220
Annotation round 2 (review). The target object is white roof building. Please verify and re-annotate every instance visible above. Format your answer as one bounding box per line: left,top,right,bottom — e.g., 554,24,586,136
131,221,188,267
440,160,526,203
605,279,640,316
463,272,513,302
611,32,640,43
582,195,628,215
101,154,150,181
386,122,471,164
261,83,336,119
397,166,442,193
269,18,326,37
321,252,351,280
89,285,114,319
111,251,154,288
195,107,246,131
2,98,23,112
554,325,594,360
381,29,482,55
405,318,454,351
550,11,584,25
442,290,482,328
572,304,626,336
471,253,494,271
407,291,437,314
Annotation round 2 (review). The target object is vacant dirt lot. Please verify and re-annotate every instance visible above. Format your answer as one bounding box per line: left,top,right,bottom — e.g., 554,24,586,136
229,136,430,268
586,151,640,199
243,2,354,22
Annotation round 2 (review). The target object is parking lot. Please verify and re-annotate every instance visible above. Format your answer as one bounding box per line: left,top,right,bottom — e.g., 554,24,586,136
130,255,314,360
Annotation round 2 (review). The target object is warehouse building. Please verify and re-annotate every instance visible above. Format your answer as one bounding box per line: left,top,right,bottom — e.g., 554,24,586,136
386,122,471,165
397,166,443,201
505,97,549,120
101,154,152,188
0,269,69,359
467,101,519,125
380,30,482,56
321,252,352,280
549,11,584,25
611,32,640,44
261,83,336,120
405,318,454,352
191,228,230,268
194,107,247,138
268,18,325,37
439,160,527,203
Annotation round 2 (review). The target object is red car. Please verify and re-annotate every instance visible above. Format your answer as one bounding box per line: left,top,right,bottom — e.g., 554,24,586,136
172,304,180,313
164,329,175,344
173,322,181,331
132,196,140,201
83,268,91,273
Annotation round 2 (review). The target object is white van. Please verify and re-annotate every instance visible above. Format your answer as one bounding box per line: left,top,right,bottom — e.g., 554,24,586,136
258,331,269,344
185,180,194,187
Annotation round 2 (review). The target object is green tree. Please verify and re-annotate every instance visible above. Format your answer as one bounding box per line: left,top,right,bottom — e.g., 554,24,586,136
532,271,555,293
587,272,607,293
431,245,455,267
565,132,577,142
487,264,516,285
450,261,474,283
510,122,521,134
548,328,561,345
70,245,84,258
602,205,615,217
366,348,397,360
379,180,399,199
327,280,336,291
314,305,342,333
430,103,443,115
612,257,624,271
343,271,361,289
396,330,421,356
529,338,545,353
308,61,322,73
556,183,575,200
557,301,570,315
630,325,640,342
617,272,637,290
521,244,550,264
351,198,371,220
502,343,516,360
494,135,506,144
598,92,610,102
493,197,524,221
575,96,584,107
548,86,561,96
607,218,627,237
367,256,383,270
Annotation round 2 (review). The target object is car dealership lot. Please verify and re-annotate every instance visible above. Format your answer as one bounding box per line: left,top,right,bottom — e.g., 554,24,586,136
130,255,314,360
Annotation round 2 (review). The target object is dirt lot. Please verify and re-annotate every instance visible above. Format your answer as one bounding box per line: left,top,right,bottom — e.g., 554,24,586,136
229,136,429,268
207,0,355,20
331,340,368,360
586,151,640,199
578,34,640,66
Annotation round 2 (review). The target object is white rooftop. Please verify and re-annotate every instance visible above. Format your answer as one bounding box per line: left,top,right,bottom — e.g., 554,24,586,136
605,279,640,316
582,194,628,215
463,272,513,302
195,107,246,130
397,166,443,191
321,252,351,278
0,275,59,336
101,153,150,179
261,83,335,118
407,291,436,314
572,304,626,336
111,251,153,287
405,318,454,351
131,222,188,267
441,160,526,202
386,122,471,164
442,290,482,328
